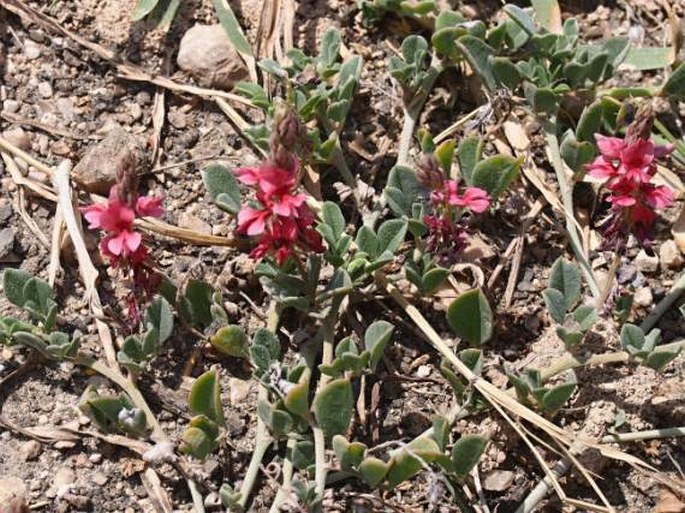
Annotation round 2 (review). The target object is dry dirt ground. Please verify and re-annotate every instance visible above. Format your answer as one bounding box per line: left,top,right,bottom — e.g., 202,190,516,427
0,0,684,512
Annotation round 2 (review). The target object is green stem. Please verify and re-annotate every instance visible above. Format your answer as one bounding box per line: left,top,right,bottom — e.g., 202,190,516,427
268,436,297,513
238,303,280,508
537,338,685,382
601,426,685,443
313,320,335,499
543,120,601,298
74,355,165,441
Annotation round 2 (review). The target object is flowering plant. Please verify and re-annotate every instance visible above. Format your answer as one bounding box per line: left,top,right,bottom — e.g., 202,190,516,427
82,157,164,326
587,133,673,247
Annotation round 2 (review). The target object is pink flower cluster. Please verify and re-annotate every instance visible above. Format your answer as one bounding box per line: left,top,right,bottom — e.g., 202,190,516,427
424,179,490,264
235,160,323,265
587,135,673,245
83,187,164,264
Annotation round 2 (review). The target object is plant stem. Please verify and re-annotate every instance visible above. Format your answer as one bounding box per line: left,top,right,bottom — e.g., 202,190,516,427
396,63,441,167
74,355,165,441
543,120,601,298
313,319,335,500
640,270,685,332
269,438,297,512
537,338,685,382
238,303,280,508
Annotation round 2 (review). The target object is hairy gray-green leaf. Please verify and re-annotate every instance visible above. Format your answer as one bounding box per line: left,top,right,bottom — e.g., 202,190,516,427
312,378,354,437
202,164,242,215
446,289,493,345
364,320,394,371
451,435,488,478
471,155,522,200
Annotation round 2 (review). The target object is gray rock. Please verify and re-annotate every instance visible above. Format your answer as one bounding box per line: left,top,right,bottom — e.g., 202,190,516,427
0,228,16,258
71,125,144,194
0,203,12,224
177,24,249,89
634,249,658,273
483,470,515,491
659,240,684,270
91,471,108,486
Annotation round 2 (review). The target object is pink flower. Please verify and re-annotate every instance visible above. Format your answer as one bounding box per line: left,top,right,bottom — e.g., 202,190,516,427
101,230,142,258
644,184,673,209
595,135,625,160
82,187,135,233
266,191,308,217
235,162,297,200
586,156,618,180
451,187,491,213
236,206,271,236
136,195,164,218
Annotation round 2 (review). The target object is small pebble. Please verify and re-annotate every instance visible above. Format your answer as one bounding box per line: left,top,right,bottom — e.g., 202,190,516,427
53,467,75,489
89,453,103,464
92,471,108,486
635,249,658,273
416,365,431,378
634,287,653,307
20,440,42,461
23,39,42,60
2,127,31,151
37,82,53,99
659,240,684,270
2,99,19,113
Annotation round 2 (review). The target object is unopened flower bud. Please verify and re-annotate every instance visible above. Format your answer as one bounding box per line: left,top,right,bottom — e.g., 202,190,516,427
115,153,139,206
625,104,655,144
416,153,444,190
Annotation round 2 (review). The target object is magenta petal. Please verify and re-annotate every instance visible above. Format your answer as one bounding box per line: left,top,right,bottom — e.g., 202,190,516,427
123,231,142,253
595,134,625,159
106,233,125,256
136,195,164,218
235,167,260,186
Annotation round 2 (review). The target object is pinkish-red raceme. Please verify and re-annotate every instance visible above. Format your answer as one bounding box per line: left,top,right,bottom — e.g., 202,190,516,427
82,185,164,328
235,159,323,265
424,178,490,265
587,134,674,247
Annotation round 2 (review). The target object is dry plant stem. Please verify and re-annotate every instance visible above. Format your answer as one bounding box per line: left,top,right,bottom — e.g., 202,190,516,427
640,270,685,332
238,303,280,508
515,455,573,513
313,320,335,499
433,107,481,144
543,121,600,298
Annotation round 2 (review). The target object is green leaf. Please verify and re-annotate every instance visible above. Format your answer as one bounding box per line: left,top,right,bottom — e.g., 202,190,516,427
401,35,428,65
456,36,497,91
319,28,341,68
662,61,685,99
189,370,224,424
180,425,218,460
446,289,493,345
504,5,536,35
620,324,645,355
202,164,242,216
541,381,576,412
542,288,567,324
259,58,288,79
432,416,450,452
291,440,315,470
147,0,181,30
377,219,407,255
257,401,293,437
321,202,346,239
555,325,583,348
252,328,281,359
183,280,215,328
356,226,379,259
3,269,32,308
312,378,354,437
644,350,680,371
332,435,366,470
210,325,249,358
434,140,455,173
364,320,394,371
387,437,441,487
422,267,450,293
132,0,160,20
576,101,604,142
284,380,310,418
451,435,487,478
358,457,391,487
549,258,581,310
385,166,418,217
573,305,597,331
234,82,270,110
211,0,254,57
560,131,595,173
457,136,483,185
623,47,673,71
145,296,174,344
490,56,522,89
471,155,522,200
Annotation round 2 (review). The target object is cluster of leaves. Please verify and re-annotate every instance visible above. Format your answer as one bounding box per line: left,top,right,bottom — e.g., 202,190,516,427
507,368,578,414
542,258,597,349
333,426,487,489
237,27,362,162
0,270,77,359
79,386,147,437
619,324,680,372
